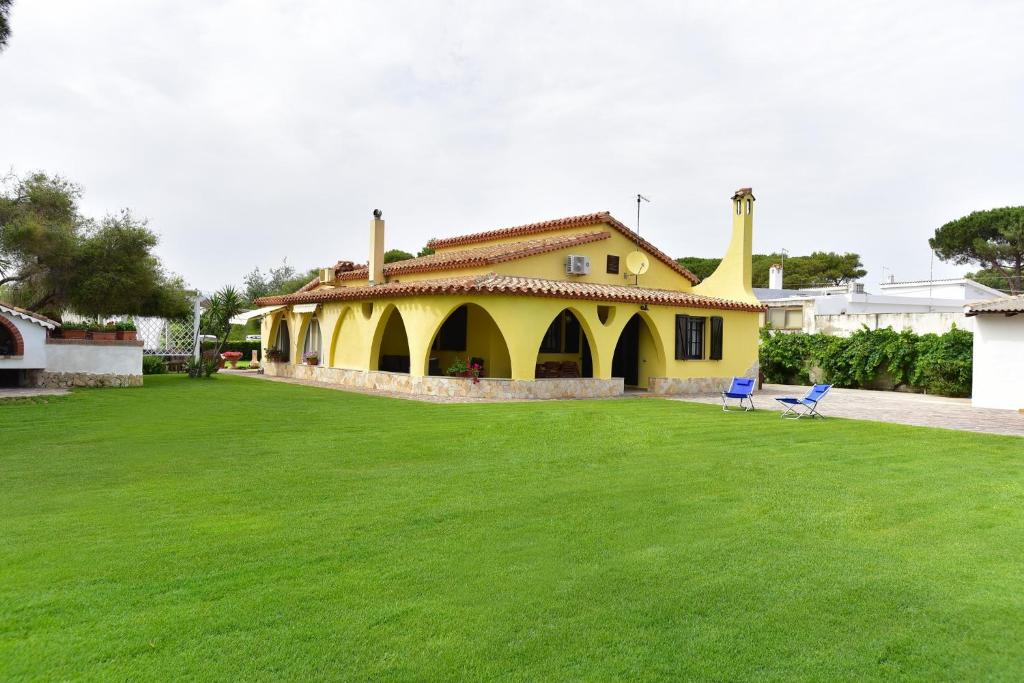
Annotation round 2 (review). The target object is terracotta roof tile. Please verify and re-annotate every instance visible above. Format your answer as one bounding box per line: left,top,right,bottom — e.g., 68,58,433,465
0,301,59,328
424,211,700,285
966,294,1024,316
256,273,764,313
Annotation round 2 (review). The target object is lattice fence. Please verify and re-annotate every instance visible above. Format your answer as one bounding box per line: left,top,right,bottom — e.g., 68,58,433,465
136,316,197,357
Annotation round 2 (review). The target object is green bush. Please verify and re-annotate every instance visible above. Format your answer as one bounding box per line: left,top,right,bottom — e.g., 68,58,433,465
760,326,973,397
202,341,260,356
142,355,167,375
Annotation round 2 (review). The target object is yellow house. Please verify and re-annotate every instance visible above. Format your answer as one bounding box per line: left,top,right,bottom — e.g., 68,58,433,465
253,188,764,399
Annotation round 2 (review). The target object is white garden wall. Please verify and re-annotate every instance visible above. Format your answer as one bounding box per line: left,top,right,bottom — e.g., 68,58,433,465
972,315,1024,411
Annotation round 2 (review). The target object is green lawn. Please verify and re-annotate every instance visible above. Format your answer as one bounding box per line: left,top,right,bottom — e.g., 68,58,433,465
2,376,1023,680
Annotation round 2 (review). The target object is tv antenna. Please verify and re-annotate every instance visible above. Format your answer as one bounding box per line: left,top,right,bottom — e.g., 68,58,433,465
636,194,650,238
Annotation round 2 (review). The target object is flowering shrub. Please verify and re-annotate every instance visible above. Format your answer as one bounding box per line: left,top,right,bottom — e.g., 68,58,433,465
446,357,481,384
302,351,320,365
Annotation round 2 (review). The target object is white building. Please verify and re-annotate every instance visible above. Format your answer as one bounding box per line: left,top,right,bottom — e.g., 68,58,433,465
0,302,143,389
756,266,1006,336
967,294,1024,411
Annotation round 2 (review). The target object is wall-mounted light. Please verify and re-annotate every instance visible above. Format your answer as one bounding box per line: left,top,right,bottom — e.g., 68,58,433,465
639,304,649,311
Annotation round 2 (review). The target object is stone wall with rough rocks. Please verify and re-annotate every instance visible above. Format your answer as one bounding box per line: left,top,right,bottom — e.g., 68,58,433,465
264,362,624,400
33,371,143,389
647,362,760,396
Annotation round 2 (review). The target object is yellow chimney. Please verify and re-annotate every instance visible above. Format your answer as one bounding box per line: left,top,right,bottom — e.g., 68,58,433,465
369,209,385,284
692,188,758,305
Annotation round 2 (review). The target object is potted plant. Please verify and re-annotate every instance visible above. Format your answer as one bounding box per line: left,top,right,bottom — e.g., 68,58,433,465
91,322,117,341
60,322,89,340
221,351,243,368
265,348,285,362
115,320,138,341
303,351,320,366
446,357,482,384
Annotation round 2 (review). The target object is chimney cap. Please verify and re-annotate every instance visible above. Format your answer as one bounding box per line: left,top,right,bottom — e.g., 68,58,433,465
731,187,754,200
373,209,382,219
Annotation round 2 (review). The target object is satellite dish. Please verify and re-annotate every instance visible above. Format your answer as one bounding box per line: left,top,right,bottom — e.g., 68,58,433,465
625,251,650,276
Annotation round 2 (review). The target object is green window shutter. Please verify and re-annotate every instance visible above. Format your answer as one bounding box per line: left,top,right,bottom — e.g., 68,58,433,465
709,316,723,360
674,314,688,360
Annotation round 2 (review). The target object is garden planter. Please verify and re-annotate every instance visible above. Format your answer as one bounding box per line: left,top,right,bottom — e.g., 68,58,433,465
61,329,88,340
116,331,138,341
221,351,243,368
91,331,117,341
305,359,320,366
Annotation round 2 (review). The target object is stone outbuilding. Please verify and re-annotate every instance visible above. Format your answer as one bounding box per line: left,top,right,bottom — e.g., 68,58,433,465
0,302,143,388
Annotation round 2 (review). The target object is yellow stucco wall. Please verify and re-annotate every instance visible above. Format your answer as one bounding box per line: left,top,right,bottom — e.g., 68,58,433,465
260,194,763,388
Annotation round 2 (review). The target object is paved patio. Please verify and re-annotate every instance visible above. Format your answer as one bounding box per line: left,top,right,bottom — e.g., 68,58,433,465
674,384,1024,437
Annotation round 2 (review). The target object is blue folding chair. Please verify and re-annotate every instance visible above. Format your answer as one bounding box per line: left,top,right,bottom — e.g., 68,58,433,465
774,384,832,419
721,377,756,412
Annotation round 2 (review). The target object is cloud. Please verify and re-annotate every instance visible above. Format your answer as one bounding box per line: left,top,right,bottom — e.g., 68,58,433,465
2,0,1023,290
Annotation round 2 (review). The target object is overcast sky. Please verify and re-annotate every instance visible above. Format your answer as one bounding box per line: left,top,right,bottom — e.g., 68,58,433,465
3,1,1023,292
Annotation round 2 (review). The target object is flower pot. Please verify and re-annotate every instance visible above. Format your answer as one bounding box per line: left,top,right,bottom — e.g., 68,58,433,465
116,331,137,341
305,358,320,366
91,331,117,341
61,329,88,340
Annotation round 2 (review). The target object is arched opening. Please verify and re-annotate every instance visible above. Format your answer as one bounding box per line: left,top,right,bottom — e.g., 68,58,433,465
301,317,322,364
374,306,410,373
269,316,291,362
0,317,22,356
426,303,512,378
534,309,594,379
612,313,665,389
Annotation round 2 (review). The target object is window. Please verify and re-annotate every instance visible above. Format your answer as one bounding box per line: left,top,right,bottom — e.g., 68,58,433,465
606,255,620,274
767,308,786,328
274,320,291,361
784,309,803,330
539,317,561,353
674,314,705,360
303,318,322,358
433,305,467,351
709,316,723,360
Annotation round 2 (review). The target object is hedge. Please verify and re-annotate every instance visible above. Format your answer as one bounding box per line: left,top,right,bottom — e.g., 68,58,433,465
759,326,973,397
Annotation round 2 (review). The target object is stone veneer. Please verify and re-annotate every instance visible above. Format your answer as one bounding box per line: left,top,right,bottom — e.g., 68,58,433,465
264,362,624,400
647,362,760,396
30,370,143,388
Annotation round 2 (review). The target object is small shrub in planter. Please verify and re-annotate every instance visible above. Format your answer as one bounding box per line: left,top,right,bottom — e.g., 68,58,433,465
303,352,320,366
221,351,243,368
59,322,89,340
90,322,117,341
446,357,482,384
115,321,137,341
265,348,286,362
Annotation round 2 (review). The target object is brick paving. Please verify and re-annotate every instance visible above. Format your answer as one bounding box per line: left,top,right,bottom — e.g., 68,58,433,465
674,384,1024,437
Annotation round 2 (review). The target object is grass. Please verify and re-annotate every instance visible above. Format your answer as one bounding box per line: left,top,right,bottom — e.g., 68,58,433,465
2,375,1023,680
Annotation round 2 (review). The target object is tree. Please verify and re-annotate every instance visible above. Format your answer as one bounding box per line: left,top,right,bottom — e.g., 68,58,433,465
930,207,1024,294
677,252,866,289
417,244,435,257
201,286,244,355
384,248,414,263
0,0,13,52
964,268,1012,294
0,171,191,318
242,259,318,305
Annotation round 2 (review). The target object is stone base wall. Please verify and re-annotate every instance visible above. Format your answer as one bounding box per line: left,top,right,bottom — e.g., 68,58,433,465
647,362,760,396
31,371,143,389
264,362,623,400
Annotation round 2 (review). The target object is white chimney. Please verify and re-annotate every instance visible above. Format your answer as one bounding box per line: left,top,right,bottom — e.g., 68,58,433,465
369,209,385,284
769,263,784,290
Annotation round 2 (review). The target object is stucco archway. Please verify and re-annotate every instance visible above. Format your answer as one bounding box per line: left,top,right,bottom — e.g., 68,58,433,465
371,305,411,373
611,312,666,388
533,308,597,379
424,302,513,378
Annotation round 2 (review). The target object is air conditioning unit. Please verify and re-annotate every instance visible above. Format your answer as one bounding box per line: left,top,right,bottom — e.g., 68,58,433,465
565,255,590,275
319,267,336,284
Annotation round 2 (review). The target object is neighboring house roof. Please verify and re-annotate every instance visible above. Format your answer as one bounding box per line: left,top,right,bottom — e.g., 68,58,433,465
0,302,59,329
879,278,1007,298
256,273,765,312
966,294,1024,316
753,287,813,301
